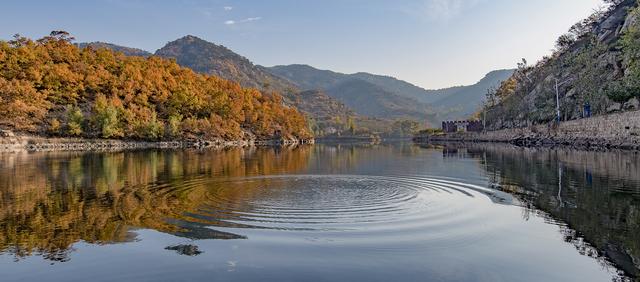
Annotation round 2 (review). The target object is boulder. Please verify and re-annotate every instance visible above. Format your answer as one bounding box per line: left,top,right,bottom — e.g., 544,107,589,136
623,97,639,110
0,130,15,137
607,102,622,113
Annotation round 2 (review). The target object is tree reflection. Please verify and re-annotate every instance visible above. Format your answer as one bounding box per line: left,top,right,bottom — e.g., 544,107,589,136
465,144,640,279
0,146,311,261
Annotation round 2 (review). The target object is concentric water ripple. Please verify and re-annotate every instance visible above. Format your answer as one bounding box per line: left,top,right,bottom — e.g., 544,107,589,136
169,175,518,248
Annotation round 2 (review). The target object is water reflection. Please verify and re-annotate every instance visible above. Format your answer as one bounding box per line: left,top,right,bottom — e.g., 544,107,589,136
0,147,311,261
0,143,637,282
425,142,640,279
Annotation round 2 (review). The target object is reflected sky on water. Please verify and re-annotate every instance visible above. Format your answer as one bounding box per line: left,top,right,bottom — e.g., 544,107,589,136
0,143,637,281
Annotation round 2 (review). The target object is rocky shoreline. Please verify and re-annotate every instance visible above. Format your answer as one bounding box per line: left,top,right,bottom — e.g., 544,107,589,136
0,131,314,152
414,131,640,151
414,110,640,150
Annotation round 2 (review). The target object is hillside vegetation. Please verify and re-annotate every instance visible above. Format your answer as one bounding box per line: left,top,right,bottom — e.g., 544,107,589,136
0,32,311,141
483,0,640,129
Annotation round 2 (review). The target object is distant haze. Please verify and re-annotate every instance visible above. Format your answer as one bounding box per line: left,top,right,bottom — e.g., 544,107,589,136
1,0,602,88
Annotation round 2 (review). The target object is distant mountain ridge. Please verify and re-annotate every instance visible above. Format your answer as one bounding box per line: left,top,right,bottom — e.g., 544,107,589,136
325,79,433,120
429,69,515,120
267,64,436,121
267,64,514,120
77,42,152,57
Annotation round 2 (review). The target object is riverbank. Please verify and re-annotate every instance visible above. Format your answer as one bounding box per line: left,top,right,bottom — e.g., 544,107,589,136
414,110,640,150
0,131,314,152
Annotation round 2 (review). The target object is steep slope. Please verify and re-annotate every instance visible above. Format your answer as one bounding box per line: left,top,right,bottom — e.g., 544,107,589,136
77,42,152,57
155,35,297,94
484,0,640,129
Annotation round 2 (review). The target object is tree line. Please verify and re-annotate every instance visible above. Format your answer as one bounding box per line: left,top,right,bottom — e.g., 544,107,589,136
0,31,311,140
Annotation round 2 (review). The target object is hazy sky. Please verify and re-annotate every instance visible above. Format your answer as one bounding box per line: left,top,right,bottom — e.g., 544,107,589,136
1,0,603,88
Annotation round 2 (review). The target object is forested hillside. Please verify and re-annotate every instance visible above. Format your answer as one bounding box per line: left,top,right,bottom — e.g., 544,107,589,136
0,32,311,141
484,0,640,129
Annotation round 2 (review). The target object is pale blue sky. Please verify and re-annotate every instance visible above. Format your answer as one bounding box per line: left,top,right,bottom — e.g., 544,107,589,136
1,0,603,88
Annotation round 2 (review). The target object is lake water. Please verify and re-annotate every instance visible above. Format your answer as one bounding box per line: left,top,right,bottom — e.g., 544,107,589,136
0,143,638,282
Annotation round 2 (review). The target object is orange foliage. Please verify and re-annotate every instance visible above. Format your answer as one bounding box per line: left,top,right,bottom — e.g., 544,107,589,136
0,33,311,140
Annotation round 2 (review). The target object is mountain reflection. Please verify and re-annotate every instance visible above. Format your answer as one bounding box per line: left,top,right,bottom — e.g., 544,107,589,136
0,146,311,261
427,143,640,278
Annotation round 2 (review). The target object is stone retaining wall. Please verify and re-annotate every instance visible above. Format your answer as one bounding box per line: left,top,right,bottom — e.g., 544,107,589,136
415,110,640,150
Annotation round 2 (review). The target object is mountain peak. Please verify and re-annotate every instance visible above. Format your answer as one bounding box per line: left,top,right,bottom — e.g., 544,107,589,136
180,34,200,40
155,35,297,93
173,35,211,45
163,35,227,50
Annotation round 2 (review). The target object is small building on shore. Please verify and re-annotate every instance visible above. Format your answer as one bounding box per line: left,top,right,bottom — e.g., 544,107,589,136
442,120,484,133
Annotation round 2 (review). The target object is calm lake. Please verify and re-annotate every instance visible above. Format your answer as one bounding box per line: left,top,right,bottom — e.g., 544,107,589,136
0,143,638,282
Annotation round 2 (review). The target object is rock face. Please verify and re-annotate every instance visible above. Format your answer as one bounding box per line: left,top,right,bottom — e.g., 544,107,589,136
595,0,634,43
484,0,640,130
